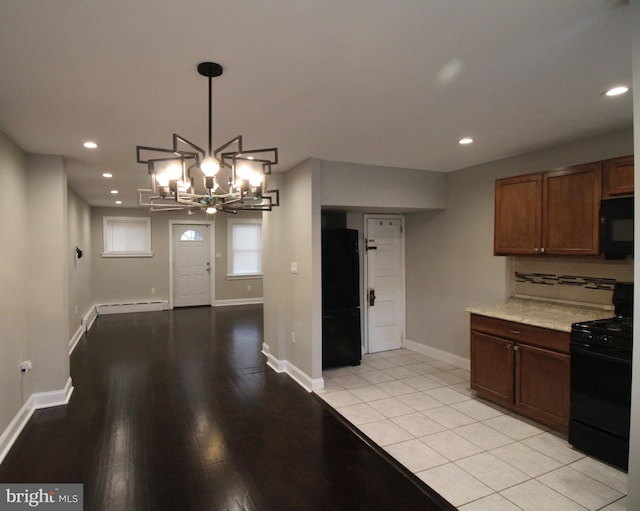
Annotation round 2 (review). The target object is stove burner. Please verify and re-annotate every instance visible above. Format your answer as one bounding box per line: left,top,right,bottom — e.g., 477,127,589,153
571,285,633,353
574,315,631,329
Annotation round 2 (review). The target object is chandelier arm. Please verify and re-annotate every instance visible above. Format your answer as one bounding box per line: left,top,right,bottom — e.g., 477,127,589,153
227,147,278,175
235,147,279,163
214,135,243,163
173,134,205,161
137,146,200,166
136,145,180,164
264,189,280,207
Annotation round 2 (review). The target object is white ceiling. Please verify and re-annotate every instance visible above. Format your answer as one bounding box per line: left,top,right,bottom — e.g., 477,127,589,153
0,0,633,208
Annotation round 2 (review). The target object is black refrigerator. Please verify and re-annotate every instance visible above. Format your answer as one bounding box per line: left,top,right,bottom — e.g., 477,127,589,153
322,229,361,369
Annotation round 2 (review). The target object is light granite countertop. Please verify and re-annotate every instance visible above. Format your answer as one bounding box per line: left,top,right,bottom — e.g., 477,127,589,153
466,295,615,332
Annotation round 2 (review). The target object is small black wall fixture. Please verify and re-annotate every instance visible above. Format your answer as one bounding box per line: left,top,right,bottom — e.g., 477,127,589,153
75,246,83,259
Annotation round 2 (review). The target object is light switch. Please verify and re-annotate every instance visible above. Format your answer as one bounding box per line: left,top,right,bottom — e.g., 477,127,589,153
290,262,298,274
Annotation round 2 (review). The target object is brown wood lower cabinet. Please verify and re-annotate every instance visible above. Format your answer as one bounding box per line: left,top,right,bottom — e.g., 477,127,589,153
470,331,514,407
470,314,570,433
516,344,570,430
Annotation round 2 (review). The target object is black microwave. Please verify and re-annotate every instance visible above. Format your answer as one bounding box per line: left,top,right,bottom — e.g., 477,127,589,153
600,197,634,258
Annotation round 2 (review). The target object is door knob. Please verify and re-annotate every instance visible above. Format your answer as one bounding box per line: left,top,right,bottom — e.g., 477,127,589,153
369,288,376,307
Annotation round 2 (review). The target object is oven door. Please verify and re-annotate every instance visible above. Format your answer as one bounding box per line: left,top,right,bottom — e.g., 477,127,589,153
570,342,631,438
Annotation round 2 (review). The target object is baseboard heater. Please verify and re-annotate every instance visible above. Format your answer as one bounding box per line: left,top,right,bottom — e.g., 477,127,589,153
97,301,168,315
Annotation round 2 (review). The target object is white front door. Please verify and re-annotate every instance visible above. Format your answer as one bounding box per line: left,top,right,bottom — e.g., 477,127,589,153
172,224,211,307
365,215,405,353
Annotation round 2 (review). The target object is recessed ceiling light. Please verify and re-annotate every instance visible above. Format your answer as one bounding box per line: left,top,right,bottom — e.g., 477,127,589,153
605,86,629,97
102,172,113,178
459,137,474,145
83,141,98,149
115,200,122,205
110,190,119,195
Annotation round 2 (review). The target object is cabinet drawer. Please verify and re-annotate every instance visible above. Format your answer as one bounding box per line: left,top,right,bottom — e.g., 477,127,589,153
470,314,569,354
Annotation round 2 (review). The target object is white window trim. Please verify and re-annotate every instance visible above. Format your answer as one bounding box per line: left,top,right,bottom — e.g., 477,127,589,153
227,218,263,279
102,216,153,257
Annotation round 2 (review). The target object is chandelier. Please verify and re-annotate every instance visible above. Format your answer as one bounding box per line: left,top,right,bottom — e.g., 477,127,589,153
136,62,279,214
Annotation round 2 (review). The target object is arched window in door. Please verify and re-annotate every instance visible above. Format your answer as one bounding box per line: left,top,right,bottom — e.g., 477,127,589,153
180,229,204,241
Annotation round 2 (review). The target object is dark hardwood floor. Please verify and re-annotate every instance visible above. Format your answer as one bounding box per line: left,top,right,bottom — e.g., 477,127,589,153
0,305,455,510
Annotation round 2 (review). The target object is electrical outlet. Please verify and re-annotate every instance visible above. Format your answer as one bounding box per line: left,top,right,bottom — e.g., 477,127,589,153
247,285,252,292
291,331,296,344
19,360,33,374
151,287,156,295
74,305,79,315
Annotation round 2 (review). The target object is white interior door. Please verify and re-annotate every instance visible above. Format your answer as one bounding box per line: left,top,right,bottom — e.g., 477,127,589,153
172,224,211,307
365,216,405,353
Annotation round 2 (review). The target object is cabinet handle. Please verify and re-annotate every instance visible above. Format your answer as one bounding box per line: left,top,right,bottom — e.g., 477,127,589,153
540,247,545,253
533,248,539,253
513,345,519,351
508,329,521,334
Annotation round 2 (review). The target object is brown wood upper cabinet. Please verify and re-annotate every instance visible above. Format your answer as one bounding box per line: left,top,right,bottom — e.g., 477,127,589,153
603,155,634,198
494,163,602,256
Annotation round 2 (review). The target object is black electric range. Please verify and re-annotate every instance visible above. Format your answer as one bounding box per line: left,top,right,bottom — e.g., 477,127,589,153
569,282,633,470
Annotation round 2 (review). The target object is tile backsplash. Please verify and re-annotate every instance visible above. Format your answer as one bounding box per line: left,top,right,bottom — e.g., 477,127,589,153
512,257,633,305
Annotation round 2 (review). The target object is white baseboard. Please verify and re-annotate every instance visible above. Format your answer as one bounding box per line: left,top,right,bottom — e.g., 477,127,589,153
215,298,264,307
69,305,99,354
0,377,73,465
262,343,286,373
69,324,84,354
261,343,324,392
404,339,470,371
84,305,98,331
31,377,74,410
97,300,168,314
0,400,34,466
96,298,263,312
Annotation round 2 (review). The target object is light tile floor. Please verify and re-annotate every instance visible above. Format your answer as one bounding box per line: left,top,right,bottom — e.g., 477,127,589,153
316,348,628,511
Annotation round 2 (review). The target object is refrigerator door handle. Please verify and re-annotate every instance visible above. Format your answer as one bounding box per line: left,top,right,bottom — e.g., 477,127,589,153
368,288,376,307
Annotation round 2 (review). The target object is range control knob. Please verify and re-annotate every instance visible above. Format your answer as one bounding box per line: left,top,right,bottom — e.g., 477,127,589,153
600,335,610,345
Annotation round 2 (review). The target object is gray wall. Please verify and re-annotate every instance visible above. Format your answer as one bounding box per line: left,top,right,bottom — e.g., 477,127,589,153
90,207,263,305
0,131,30,437
26,154,70,394
264,160,322,378
0,135,72,445
67,187,92,335
627,0,639,507
405,127,634,362
321,159,446,211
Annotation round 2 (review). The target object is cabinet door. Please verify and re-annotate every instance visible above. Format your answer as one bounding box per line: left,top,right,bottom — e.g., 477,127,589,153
515,344,570,431
543,163,602,255
494,173,543,255
603,155,634,198
471,331,514,407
